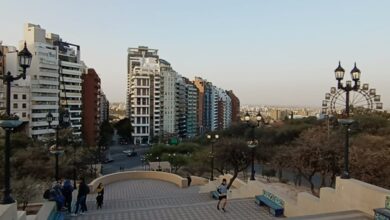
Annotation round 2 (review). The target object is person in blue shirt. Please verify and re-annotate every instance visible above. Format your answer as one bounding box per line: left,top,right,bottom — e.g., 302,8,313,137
217,178,228,212
62,179,73,213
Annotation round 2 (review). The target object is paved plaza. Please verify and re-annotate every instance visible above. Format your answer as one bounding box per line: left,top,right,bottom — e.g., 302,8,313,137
65,179,278,220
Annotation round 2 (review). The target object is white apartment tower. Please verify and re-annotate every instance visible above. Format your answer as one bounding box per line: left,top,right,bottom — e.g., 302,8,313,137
54,40,83,136
24,24,60,138
210,85,219,131
160,59,177,135
127,46,161,144
24,23,83,138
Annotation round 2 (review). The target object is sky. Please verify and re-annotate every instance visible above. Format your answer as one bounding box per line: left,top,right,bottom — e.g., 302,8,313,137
1,0,390,109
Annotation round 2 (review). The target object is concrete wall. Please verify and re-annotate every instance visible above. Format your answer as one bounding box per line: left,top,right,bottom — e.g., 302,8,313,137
0,203,17,220
190,176,208,186
285,177,390,217
89,171,188,192
199,175,389,218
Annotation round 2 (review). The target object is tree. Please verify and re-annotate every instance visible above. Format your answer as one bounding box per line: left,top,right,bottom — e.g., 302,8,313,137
99,120,114,146
283,126,343,195
13,176,40,210
115,118,133,141
350,134,390,189
213,138,251,189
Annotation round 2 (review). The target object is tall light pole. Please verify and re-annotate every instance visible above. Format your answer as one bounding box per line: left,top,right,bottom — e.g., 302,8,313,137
207,134,219,181
0,43,32,204
334,61,361,179
244,111,262,181
46,110,70,181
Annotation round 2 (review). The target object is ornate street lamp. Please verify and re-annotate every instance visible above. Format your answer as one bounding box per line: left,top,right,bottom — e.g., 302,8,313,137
0,42,32,204
244,111,262,180
207,134,219,181
334,62,361,179
47,110,70,181
156,156,161,171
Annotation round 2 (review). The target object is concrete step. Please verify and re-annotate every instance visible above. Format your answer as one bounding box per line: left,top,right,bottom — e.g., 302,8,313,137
64,198,275,220
287,210,372,220
83,193,213,213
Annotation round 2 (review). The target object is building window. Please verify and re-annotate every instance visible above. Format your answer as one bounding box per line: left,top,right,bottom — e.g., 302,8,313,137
22,103,27,109
13,103,18,109
13,94,18,99
22,112,27,117
22,94,27,99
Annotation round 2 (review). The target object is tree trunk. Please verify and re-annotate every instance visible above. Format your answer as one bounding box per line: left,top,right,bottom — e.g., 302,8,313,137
308,171,318,196
227,169,238,189
321,171,326,187
22,201,28,211
278,167,283,181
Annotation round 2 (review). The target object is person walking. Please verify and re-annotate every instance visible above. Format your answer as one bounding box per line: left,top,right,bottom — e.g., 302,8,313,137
71,178,90,216
217,179,228,212
96,183,104,209
62,179,73,213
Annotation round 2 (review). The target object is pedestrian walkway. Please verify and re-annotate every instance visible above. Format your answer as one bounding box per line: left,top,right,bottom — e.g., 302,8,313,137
65,179,278,220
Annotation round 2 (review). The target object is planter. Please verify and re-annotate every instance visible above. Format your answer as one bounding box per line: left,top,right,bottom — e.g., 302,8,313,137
0,120,23,129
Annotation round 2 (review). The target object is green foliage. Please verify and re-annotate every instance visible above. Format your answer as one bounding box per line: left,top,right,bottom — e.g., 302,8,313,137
13,176,40,210
352,113,389,134
99,120,114,146
115,118,133,141
213,138,251,189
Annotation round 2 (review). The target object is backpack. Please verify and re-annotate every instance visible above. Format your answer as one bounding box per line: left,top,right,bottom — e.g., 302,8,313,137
43,189,51,199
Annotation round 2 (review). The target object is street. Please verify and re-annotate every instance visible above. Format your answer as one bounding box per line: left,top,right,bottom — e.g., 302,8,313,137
101,134,149,175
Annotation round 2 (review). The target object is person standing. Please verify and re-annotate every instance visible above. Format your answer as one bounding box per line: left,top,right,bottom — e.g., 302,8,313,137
62,179,73,213
217,179,228,212
71,178,90,216
96,183,104,209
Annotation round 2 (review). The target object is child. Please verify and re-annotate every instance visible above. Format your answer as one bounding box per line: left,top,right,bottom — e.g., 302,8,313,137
96,183,104,209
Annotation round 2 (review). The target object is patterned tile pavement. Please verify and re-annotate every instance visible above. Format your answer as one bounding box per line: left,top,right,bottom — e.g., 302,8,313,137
64,180,278,220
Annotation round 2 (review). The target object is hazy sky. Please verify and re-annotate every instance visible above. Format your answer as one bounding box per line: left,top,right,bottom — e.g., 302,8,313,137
1,0,390,109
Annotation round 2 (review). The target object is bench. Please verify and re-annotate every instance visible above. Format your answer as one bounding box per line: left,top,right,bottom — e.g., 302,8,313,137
210,191,219,200
255,190,284,217
374,196,390,220
374,208,390,220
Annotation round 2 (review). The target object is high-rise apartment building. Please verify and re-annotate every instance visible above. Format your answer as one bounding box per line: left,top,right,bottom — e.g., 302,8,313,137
217,89,232,130
227,90,240,123
24,24,60,139
175,76,187,138
127,46,159,117
127,46,239,141
19,23,84,139
54,40,83,137
193,77,207,134
160,59,177,136
100,92,109,123
127,46,161,144
184,77,198,138
81,68,101,147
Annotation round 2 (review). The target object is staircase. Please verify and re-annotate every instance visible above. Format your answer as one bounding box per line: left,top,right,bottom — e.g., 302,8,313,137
64,179,278,220
286,210,372,220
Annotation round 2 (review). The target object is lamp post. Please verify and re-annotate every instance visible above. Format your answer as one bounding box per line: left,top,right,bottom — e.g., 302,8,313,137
168,153,176,172
207,134,219,181
46,110,70,181
0,43,32,204
156,156,161,171
244,111,262,181
334,61,361,179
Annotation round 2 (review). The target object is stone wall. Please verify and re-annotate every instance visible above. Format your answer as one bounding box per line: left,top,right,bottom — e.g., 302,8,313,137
89,171,188,192
285,177,390,217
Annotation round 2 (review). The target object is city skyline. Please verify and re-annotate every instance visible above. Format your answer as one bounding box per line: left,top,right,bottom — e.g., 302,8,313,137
1,0,390,109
